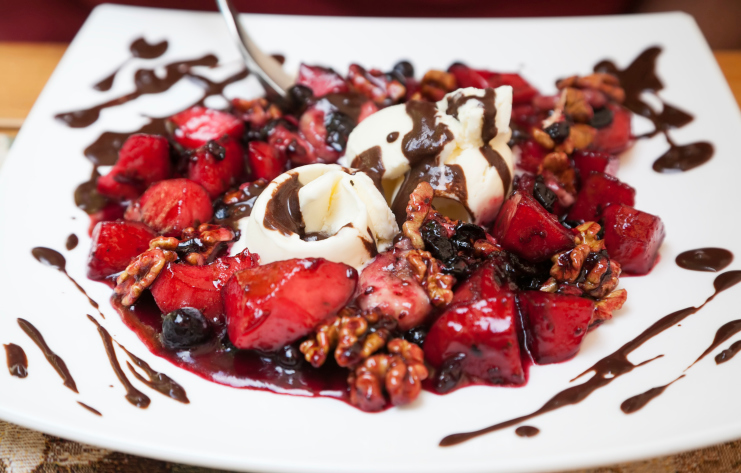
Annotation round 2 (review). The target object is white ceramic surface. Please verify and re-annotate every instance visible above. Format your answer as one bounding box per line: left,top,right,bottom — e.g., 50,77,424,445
1,5,741,473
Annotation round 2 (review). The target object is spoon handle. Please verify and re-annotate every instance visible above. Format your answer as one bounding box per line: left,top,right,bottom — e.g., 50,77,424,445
215,0,293,97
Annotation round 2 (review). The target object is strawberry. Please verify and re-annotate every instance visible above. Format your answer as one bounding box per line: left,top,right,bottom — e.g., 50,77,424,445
567,172,636,222
602,204,665,275
492,192,575,262
347,64,406,106
224,258,357,351
247,141,287,181
518,291,595,364
124,179,213,236
424,293,525,386
150,250,259,325
516,139,549,173
87,221,156,280
572,149,619,180
96,134,171,201
591,104,632,154
356,251,432,331
87,201,126,236
450,262,505,307
187,138,245,198
479,71,539,105
266,123,319,166
296,64,349,97
170,106,245,150
447,63,488,89
298,105,342,162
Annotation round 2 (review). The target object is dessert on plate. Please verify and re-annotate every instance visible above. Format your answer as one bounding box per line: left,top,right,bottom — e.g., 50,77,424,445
84,57,665,411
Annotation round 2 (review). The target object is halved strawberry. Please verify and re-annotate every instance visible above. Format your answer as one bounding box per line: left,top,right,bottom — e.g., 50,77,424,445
602,204,665,275
170,106,245,150
247,141,287,181
224,258,357,351
518,291,595,364
124,179,213,236
492,192,575,262
87,221,156,280
96,134,171,201
567,172,636,222
591,104,632,154
187,138,245,198
150,250,259,325
424,292,525,386
296,64,349,97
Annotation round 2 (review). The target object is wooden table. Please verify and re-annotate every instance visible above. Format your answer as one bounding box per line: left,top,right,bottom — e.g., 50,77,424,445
3,43,741,473
2,43,741,134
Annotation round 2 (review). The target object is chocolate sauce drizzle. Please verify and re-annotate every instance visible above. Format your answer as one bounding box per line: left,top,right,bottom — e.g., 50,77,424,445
31,247,104,318
264,174,305,237
715,340,741,364
386,132,399,143
676,248,733,272
4,343,28,378
214,179,268,226
17,318,77,393
620,375,684,414
65,233,79,251
93,37,169,92
687,319,741,369
595,47,714,173
351,146,384,191
87,315,150,408
440,270,741,447
77,401,103,416
117,343,189,403
514,426,539,437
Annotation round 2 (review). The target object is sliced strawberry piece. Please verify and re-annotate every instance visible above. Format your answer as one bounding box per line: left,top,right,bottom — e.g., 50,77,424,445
224,258,357,351
266,123,319,166
87,221,156,280
591,104,633,154
248,141,287,181
567,172,636,222
518,291,595,364
572,149,619,180
296,64,349,97
516,139,549,173
170,106,245,150
424,293,525,385
602,204,665,275
187,138,245,198
347,64,406,106
447,63,488,89
87,201,126,236
450,262,504,307
356,251,432,331
511,104,540,130
150,250,258,325
298,105,342,162
492,192,575,262
124,179,213,236
480,72,539,105
96,134,171,201
357,100,379,123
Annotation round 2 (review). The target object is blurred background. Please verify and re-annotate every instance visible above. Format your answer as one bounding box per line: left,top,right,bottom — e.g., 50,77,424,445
2,0,741,48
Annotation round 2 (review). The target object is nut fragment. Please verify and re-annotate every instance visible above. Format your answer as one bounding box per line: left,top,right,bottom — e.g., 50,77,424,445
402,181,434,250
557,73,625,104
593,288,627,325
114,248,177,306
405,250,456,306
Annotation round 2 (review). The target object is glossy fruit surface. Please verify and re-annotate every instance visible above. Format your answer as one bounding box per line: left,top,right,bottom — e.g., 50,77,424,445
87,220,156,280
602,204,665,275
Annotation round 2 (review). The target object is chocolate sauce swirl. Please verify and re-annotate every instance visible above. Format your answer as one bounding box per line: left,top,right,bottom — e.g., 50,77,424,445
676,248,733,272
65,233,79,251
620,375,684,414
18,319,77,393
514,426,539,437
351,146,384,191
118,344,189,404
93,37,169,91
77,401,103,416
4,343,28,378
687,319,741,369
715,340,741,364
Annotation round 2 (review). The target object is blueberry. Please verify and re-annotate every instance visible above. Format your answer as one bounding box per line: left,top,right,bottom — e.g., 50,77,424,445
324,112,355,152
421,220,456,261
544,122,570,143
161,308,211,350
589,107,614,129
452,223,486,253
532,176,557,213
205,140,226,161
276,344,303,368
392,60,414,78
404,326,428,346
287,84,314,113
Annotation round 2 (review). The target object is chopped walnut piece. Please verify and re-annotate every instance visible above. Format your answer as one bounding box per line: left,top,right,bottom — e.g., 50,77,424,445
347,338,428,411
299,316,340,368
563,88,594,123
557,73,625,104
114,248,177,306
574,221,605,252
569,124,596,150
539,151,577,195
177,223,237,265
532,128,555,150
593,288,627,325
550,244,591,283
232,97,282,128
405,250,456,306
415,70,457,101
402,181,434,250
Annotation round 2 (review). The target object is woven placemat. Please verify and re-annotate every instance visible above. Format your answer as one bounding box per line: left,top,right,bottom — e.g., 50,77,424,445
1,419,739,473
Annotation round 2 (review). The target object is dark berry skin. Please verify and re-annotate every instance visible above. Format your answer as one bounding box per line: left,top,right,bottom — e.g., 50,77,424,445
533,175,557,213
432,354,465,393
324,112,355,152
589,107,614,129
161,308,212,350
286,84,315,114
404,326,428,347
392,60,415,78
544,122,570,143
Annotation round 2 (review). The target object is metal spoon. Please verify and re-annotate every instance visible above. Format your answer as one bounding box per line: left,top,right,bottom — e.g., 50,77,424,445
215,0,293,97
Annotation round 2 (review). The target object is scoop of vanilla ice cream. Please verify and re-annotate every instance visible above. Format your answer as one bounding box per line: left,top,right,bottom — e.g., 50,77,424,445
231,164,398,269
344,86,514,226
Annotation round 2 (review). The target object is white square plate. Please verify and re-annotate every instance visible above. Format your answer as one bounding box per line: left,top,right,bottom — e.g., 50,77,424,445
2,5,741,473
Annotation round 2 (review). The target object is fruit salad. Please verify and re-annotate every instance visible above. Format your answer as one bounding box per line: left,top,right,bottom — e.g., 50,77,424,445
85,58,665,411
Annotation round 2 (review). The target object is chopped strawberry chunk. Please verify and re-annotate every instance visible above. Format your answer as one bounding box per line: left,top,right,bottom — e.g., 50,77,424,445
518,291,595,364
572,149,619,180
150,250,259,325
424,293,525,386
224,258,357,351
591,104,633,154
298,105,342,162
266,123,319,166
450,262,505,307
479,71,539,105
187,138,245,198
492,192,575,262
170,106,245,150
87,221,156,280
96,134,171,201
567,172,636,222
87,202,126,236
602,204,665,275
296,64,349,97
247,141,287,181
447,63,488,89
124,179,213,236
516,138,549,173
